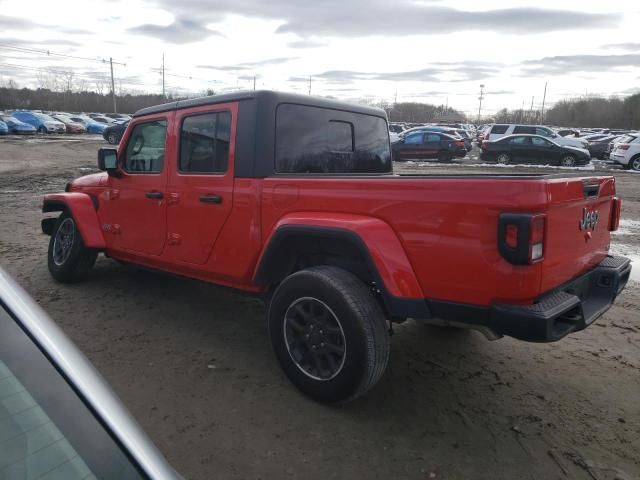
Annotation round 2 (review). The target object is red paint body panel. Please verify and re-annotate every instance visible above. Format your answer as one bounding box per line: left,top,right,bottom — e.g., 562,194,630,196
57,98,621,313
43,193,105,249
256,212,424,298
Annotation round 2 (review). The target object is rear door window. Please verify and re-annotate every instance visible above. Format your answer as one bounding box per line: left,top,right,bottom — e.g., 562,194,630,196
514,126,536,134
404,133,424,145
425,134,441,142
491,125,509,134
179,112,231,173
275,103,391,173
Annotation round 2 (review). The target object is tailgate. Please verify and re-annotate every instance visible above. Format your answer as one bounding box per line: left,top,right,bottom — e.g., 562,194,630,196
540,176,616,294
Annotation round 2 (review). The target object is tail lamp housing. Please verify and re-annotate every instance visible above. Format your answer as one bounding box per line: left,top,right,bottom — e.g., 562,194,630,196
498,213,546,265
610,197,622,232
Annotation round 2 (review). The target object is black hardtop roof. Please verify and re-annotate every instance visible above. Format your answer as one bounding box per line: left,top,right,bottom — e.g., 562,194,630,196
133,90,387,119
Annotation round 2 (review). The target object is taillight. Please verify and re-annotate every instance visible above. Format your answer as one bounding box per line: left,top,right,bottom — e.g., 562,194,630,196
619,144,630,150
481,140,488,150
610,197,622,231
455,140,465,148
498,213,547,265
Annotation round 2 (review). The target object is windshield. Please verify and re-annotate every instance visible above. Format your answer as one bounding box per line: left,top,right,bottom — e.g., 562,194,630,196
34,113,56,122
0,304,146,479
54,115,73,123
0,115,18,122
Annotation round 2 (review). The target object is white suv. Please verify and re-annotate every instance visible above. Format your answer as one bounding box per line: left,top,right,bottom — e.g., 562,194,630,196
610,133,640,171
486,124,589,149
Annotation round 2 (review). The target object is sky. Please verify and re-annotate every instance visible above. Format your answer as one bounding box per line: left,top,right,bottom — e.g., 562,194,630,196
1,0,639,117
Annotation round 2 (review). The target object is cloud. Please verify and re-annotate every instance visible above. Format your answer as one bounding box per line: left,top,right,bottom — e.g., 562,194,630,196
0,37,84,47
0,15,90,35
144,1,620,38
522,54,640,76
128,15,222,44
287,39,327,49
603,43,640,52
197,56,298,71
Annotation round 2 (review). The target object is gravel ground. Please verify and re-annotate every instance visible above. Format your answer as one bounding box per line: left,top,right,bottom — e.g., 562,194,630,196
0,135,638,480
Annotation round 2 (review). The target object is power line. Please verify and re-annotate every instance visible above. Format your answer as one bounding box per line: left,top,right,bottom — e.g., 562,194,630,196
0,43,125,66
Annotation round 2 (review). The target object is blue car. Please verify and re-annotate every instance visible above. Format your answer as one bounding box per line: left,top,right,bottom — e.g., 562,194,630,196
0,120,8,135
0,113,36,134
11,111,66,134
68,115,107,134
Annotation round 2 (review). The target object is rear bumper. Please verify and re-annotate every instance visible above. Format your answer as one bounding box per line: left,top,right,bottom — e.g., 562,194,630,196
421,255,631,343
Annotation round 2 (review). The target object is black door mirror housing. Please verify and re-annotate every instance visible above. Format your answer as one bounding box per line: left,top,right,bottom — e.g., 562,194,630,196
97,148,120,176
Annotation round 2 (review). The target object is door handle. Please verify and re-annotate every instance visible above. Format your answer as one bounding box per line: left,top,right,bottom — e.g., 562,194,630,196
200,194,222,204
145,191,163,199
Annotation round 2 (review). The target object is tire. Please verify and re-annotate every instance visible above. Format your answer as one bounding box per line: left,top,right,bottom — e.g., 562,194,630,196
560,155,576,167
630,156,640,172
496,153,511,164
37,126,47,135
437,151,451,163
107,133,118,145
47,211,98,283
268,266,390,403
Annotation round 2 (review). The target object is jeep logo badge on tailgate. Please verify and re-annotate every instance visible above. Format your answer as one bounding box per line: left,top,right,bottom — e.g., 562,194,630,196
579,208,599,231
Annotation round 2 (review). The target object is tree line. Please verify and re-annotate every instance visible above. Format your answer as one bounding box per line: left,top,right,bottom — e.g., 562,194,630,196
490,94,640,129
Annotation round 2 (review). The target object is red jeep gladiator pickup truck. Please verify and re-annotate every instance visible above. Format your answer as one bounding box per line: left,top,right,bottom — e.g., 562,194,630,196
42,91,631,403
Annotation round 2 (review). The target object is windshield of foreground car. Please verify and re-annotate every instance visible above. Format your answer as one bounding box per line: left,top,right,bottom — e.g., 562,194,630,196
0,304,146,480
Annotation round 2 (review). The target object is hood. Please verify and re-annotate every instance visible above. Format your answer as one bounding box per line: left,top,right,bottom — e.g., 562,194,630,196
564,145,590,157
70,172,108,189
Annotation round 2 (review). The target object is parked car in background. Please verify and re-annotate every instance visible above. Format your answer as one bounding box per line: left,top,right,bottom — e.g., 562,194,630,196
388,123,405,134
486,124,589,149
556,128,580,137
91,115,117,125
611,133,640,171
0,113,37,134
103,120,129,144
481,134,591,166
0,269,180,480
0,120,8,135
605,134,631,159
393,131,467,162
12,111,66,134
105,113,132,122
68,114,107,134
53,114,88,134
587,135,619,160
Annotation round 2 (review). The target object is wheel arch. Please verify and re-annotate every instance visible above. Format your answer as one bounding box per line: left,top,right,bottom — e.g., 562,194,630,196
254,214,428,320
42,193,105,249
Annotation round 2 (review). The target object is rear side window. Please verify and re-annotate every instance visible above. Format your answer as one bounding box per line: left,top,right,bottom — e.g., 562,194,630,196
404,133,424,144
513,126,536,134
124,120,167,173
275,104,391,174
179,111,231,173
509,136,529,144
491,125,509,134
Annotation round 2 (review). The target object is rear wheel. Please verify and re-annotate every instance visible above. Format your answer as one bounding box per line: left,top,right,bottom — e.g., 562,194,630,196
560,155,576,167
630,156,640,171
496,153,511,164
47,212,98,283
107,133,118,144
268,266,390,403
437,151,451,163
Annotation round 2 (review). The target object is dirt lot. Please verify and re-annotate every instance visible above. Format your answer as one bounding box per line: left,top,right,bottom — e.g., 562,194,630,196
0,136,638,480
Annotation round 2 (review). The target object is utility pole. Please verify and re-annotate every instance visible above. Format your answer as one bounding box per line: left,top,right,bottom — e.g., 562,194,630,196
540,81,548,123
308,75,312,95
253,75,256,90
528,96,535,124
162,53,165,99
520,99,525,123
109,57,116,113
477,84,485,122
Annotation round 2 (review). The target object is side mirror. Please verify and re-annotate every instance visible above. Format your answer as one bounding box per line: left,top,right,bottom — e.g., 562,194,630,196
97,148,119,176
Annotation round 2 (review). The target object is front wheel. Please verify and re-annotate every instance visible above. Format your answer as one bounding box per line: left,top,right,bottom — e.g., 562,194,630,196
47,212,98,283
268,266,390,403
37,126,47,134
107,133,118,144
560,155,576,167
496,153,511,164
